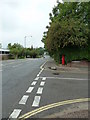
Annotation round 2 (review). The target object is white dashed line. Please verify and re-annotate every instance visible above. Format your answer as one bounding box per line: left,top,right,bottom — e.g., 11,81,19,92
9,109,21,118
34,77,39,81
40,81,45,86
31,81,37,86
26,87,34,93
42,77,46,80
19,95,29,105
37,87,43,94
32,96,41,107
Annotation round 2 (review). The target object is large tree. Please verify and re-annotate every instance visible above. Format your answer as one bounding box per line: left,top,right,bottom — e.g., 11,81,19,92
42,2,89,62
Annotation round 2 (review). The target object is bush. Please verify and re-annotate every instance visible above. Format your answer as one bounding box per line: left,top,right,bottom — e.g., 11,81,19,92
54,46,88,64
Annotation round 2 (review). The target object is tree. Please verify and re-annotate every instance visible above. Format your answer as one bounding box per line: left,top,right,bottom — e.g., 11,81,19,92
8,43,25,59
42,2,89,62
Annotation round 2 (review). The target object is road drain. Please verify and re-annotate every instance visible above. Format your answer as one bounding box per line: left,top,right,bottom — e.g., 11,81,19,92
53,72,59,75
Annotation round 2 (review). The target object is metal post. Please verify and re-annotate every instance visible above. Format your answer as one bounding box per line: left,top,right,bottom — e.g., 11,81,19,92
24,35,32,58
24,36,26,58
24,36,26,48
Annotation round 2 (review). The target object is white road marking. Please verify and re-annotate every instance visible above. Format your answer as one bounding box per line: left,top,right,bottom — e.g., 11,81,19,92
9,109,21,118
40,61,48,69
19,95,29,105
37,68,44,77
26,87,34,93
32,96,41,107
34,77,39,81
31,81,37,86
37,74,39,77
40,81,45,86
42,77,46,80
40,77,88,81
37,87,43,94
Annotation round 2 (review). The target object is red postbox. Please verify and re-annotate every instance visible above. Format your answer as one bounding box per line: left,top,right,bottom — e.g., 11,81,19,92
62,55,65,65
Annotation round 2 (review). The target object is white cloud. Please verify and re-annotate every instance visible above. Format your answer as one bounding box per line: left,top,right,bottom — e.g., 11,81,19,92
1,0,62,48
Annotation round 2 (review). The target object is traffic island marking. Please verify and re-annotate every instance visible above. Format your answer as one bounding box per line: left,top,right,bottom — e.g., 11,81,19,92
19,98,90,119
32,96,41,107
9,109,22,119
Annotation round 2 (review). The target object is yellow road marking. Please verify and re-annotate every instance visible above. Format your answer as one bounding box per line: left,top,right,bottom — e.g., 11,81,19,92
19,98,90,119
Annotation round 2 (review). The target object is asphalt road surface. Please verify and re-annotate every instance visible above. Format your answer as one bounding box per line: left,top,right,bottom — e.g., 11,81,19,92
1,57,88,119
2,57,48,119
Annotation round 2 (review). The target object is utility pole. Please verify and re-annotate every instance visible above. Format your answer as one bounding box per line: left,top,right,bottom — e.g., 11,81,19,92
24,35,32,58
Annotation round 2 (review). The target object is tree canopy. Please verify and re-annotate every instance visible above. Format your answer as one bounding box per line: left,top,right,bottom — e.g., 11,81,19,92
42,2,89,62
8,43,44,59
8,43,25,59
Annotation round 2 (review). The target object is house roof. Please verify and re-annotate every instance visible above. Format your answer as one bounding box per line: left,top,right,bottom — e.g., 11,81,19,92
0,48,10,52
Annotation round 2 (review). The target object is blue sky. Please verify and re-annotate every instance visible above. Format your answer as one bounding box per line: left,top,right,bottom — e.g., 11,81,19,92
1,0,62,48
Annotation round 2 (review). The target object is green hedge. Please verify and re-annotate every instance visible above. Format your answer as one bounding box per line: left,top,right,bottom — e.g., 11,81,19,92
54,47,88,64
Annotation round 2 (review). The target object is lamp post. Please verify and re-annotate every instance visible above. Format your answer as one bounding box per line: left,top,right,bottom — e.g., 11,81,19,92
24,35,32,58
24,35,32,48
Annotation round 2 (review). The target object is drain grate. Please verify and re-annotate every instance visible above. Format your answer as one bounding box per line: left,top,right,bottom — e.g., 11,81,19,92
53,72,59,75
48,67,57,70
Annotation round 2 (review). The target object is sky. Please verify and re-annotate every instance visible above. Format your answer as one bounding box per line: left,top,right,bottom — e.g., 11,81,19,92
0,0,62,48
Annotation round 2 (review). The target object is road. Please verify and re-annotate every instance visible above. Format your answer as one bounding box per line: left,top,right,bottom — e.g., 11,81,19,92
2,57,48,119
1,57,88,119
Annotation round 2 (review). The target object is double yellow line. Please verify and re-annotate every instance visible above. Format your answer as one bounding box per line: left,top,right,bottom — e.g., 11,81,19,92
19,98,90,120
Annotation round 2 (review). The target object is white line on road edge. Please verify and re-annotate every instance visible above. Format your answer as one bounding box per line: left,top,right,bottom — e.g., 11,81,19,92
40,61,48,69
32,96,41,107
37,87,43,94
31,81,37,86
42,77,46,80
37,68,44,77
40,77,88,81
40,81,45,86
37,74,39,77
9,109,21,118
19,95,29,105
34,77,39,81
26,87,34,93
37,60,48,77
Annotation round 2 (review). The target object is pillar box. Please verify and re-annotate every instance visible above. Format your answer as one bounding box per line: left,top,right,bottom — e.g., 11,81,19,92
62,55,65,65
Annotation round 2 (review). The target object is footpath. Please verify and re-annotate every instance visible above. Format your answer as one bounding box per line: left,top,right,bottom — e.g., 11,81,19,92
42,59,89,119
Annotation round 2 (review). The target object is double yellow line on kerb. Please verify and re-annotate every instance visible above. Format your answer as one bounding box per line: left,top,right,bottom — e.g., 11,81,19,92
19,98,90,120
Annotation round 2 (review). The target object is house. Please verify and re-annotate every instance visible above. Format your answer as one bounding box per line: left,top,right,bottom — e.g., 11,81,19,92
0,48,10,60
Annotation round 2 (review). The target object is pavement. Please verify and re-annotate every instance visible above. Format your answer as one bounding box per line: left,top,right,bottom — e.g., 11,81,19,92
39,59,89,119
1,57,89,119
19,59,88,119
